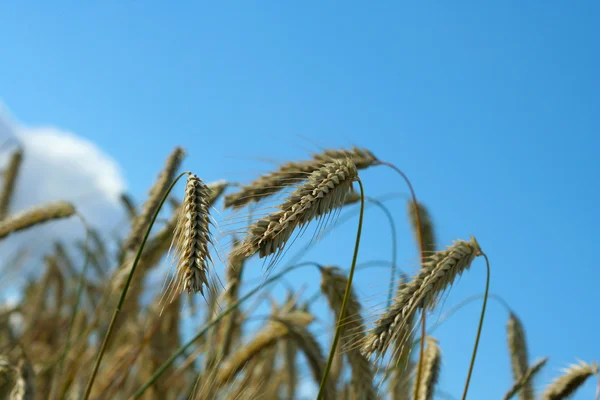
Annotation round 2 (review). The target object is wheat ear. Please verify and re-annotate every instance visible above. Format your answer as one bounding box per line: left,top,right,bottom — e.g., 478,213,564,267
0,201,75,240
507,312,532,400
408,201,436,255
0,149,23,221
362,237,482,358
320,266,376,399
213,311,312,390
235,159,358,259
124,146,185,252
224,146,376,210
542,360,599,400
169,173,214,298
414,337,441,400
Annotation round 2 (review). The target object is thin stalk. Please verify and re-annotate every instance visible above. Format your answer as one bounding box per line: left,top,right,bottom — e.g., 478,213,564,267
82,171,190,400
461,253,491,400
317,178,365,400
132,262,319,399
50,213,91,400
376,160,426,399
366,197,397,308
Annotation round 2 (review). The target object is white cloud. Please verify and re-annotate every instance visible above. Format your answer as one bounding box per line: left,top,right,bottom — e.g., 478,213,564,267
0,103,127,258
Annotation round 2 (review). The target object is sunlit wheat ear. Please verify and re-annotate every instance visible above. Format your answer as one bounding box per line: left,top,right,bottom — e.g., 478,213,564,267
320,266,377,399
389,274,415,400
234,159,358,261
504,358,548,400
313,146,378,169
408,201,437,255
168,173,214,300
507,312,532,400
361,237,482,358
542,360,599,400
414,337,441,400
0,201,75,240
124,146,185,252
0,148,23,221
223,146,375,210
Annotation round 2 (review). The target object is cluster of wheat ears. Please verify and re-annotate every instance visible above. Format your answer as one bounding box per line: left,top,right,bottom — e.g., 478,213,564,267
0,145,597,400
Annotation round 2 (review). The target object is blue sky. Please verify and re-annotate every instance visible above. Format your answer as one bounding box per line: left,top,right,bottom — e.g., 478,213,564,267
1,2,599,398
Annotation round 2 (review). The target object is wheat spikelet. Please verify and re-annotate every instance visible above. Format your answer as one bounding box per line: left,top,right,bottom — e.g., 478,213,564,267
542,360,599,400
124,146,185,252
362,237,482,357
235,159,358,259
0,201,75,240
503,358,548,400
414,337,441,400
213,311,312,390
169,173,214,298
507,312,532,400
320,266,376,399
0,149,23,221
224,146,375,209
408,201,436,255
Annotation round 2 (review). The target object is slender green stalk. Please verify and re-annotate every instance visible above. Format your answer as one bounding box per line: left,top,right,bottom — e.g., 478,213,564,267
376,160,427,400
82,171,190,400
50,213,90,400
366,197,397,308
317,178,365,400
132,262,318,399
461,253,491,400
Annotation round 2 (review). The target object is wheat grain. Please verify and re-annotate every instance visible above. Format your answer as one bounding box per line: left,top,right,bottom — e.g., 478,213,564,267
235,159,358,259
0,201,75,240
362,237,482,357
542,360,598,400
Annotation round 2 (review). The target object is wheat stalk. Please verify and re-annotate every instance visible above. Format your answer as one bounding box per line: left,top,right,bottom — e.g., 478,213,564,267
124,147,185,252
507,312,532,400
542,360,599,400
320,266,376,399
0,149,23,221
414,337,441,400
235,159,358,260
0,201,75,240
362,237,482,358
168,173,214,298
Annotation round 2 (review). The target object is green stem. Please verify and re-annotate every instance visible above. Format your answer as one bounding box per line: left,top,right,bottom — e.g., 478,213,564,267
82,171,189,400
461,253,491,400
132,262,318,399
51,213,91,400
317,178,365,400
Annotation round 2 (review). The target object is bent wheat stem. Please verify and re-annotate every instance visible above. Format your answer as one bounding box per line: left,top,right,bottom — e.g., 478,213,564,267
461,252,491,400
317,178,364,400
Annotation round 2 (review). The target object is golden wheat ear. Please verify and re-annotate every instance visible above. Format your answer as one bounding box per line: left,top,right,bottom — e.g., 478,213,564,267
362,237,482,358
234,159,358,262
413,337,441,400
542,360,599,400
168,173,214,299
507,312,533,400
0,201,75,240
